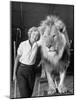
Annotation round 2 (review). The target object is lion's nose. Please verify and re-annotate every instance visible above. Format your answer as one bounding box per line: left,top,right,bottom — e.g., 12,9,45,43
46,43,52,48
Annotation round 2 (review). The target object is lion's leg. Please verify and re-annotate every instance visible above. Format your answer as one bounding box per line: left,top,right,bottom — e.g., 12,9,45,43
41,63,46,78
58,71,67,93
46,71,56,95
41,68,46,78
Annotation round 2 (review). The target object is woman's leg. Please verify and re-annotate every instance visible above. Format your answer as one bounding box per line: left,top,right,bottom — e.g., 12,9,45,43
16,67,31,98
27,67,36,97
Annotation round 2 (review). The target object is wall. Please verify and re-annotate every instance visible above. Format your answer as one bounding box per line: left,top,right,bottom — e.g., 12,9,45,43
11,1,74,80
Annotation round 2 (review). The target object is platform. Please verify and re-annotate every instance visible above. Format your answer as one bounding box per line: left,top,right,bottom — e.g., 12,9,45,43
10,75,74,98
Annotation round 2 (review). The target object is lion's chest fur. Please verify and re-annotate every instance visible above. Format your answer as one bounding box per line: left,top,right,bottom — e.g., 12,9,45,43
41,45,59,65
41,45,69,74
41,44,68,74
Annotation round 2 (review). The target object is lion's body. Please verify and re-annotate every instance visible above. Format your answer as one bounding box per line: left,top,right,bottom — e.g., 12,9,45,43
39,15,70,94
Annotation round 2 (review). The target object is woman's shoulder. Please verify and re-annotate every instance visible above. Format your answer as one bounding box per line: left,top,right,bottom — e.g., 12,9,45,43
20,40,28,44
20,40,28,45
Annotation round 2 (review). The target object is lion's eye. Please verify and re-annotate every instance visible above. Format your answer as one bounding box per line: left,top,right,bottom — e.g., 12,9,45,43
60,28,63,32
53,35,56,38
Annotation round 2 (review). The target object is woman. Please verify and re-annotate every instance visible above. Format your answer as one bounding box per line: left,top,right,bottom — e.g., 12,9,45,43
13,27,42,98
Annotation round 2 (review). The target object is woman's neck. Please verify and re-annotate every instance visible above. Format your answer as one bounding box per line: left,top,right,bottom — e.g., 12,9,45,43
29,40,33,48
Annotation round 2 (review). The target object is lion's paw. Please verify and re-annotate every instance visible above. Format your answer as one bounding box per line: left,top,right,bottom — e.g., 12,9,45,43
48,87,56,95
58,84,68,94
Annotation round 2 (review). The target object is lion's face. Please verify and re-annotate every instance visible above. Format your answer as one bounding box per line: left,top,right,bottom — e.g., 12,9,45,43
42,24,64,51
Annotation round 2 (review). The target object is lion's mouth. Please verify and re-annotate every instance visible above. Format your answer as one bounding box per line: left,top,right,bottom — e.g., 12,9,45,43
46,41,57,51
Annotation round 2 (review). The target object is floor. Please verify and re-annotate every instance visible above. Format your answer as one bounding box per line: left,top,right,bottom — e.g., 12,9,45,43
10,75,74,99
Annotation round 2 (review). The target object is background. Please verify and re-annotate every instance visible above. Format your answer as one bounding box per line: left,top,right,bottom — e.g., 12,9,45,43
10,1,74,98
11,1,74,81
0,0,75,100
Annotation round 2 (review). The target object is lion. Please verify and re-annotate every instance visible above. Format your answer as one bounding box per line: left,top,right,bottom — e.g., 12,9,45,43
38,15,70,95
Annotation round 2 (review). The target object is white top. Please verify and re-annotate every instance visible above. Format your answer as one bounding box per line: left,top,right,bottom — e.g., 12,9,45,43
17,40,42,65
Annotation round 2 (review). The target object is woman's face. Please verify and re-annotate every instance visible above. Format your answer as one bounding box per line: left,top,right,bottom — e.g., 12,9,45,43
30,30,40,44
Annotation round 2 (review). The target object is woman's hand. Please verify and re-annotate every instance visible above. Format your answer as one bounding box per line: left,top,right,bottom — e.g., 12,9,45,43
13,55,20,81
13,73,16,81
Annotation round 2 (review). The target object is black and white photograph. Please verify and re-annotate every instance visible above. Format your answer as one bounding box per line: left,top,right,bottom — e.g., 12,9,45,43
10,1,74,99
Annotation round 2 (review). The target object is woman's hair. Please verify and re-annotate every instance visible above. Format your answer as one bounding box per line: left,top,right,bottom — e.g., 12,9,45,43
28,26,40,40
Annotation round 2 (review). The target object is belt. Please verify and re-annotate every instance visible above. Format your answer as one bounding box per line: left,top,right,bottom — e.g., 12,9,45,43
19,62,35,67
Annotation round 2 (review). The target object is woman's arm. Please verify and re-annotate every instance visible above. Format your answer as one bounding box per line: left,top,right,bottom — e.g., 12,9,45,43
13,55,20,81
